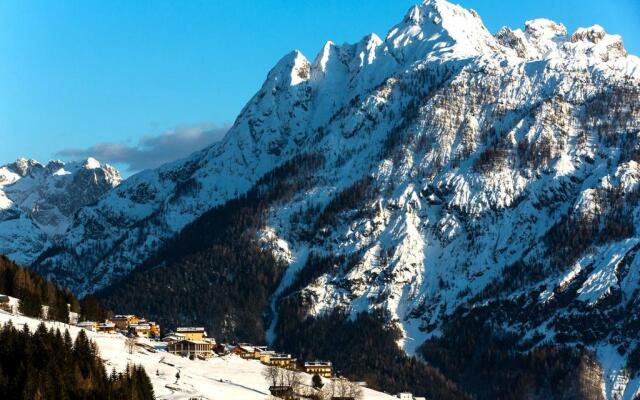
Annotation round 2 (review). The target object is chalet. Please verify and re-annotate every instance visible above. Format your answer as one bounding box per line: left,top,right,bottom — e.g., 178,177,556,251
259,350,276,363
303,361,333,378
97,321,117,334
268,386,295,400
167,339,213,359
233,344,256,359
213,343,229,355
252,345,269,359
111,314,140,330
175,327,207,340
76,321,98,332
261,353,297,370
128,323,151,338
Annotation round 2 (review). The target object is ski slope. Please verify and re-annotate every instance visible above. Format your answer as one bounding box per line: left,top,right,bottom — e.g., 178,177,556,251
0,305,395,400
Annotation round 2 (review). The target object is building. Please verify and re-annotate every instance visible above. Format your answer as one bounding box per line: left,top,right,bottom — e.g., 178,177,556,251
175,327,207,341
0,295,12,313
303,361,333,378
268,386,295,400
163,333,186,342
252,345,269,359
397,394,425,400
148,322,161,337
111,315,140,330
128,323,151,338
233,344,256,359
97,321,117,334
76,321,97,332
213,343,229,355
261,353,297,370
258,350,276,363
167,339,213,359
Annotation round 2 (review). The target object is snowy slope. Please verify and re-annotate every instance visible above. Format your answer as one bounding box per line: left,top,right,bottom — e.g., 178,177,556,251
0,158,121,265
28,1,640,398
0,307,394,400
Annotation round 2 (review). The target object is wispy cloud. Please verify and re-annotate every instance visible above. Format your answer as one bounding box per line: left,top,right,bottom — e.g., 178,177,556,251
56,124,228,174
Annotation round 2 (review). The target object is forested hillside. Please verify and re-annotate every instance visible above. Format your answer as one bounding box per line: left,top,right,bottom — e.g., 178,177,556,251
0,321,154,399
0,255,110,323
0,255,79,322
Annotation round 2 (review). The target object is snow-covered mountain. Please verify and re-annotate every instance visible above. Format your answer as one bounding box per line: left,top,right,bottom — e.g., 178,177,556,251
0,157,121,264
30,0,640,397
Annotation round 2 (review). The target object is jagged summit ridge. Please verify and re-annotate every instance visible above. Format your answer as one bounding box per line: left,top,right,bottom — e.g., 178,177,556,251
0,157,121,265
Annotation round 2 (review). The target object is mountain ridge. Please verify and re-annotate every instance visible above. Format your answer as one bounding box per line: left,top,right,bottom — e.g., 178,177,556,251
0,157,121,265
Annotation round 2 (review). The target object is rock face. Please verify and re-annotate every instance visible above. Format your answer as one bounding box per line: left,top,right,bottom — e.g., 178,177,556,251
0,158,121,265
30,1,640,397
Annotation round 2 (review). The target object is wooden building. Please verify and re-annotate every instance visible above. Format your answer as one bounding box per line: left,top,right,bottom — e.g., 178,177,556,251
76,321,97,332
97,321,116,334
233,344,256,359
268,386,295,400
261,353,297,370
128,323,151,338
111,314,140,330
303,361,333,378
128,321,161,338
167,339,213,359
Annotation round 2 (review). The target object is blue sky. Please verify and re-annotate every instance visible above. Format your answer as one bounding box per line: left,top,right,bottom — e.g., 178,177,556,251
1,0,639,175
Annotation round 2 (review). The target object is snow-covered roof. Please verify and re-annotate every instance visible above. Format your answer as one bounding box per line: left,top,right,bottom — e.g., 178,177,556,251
304,361,332,367
176,326,205,332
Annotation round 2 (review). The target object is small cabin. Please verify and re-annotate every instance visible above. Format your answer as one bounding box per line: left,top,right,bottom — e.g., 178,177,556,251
269,385,295,400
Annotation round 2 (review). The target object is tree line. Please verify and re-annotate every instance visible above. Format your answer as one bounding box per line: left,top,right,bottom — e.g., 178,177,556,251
0,254,111,323
0,321,154,399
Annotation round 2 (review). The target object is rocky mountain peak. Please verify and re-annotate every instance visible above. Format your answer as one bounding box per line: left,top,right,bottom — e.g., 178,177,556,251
385,0,501,62
0,157,121,265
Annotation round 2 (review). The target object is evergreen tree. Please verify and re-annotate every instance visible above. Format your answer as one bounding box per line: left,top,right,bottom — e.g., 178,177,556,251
0,322,155,399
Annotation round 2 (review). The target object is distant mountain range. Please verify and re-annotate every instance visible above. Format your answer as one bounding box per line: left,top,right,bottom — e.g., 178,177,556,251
0,157,120,265
3,0,640,398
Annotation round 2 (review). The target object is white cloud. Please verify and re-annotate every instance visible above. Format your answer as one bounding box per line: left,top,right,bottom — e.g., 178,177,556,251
56,124,228,173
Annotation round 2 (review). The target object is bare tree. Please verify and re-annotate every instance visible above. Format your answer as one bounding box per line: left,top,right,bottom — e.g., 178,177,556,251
125,336,137,354
263,364,284,387
282,368,302,392
321,378,363,400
